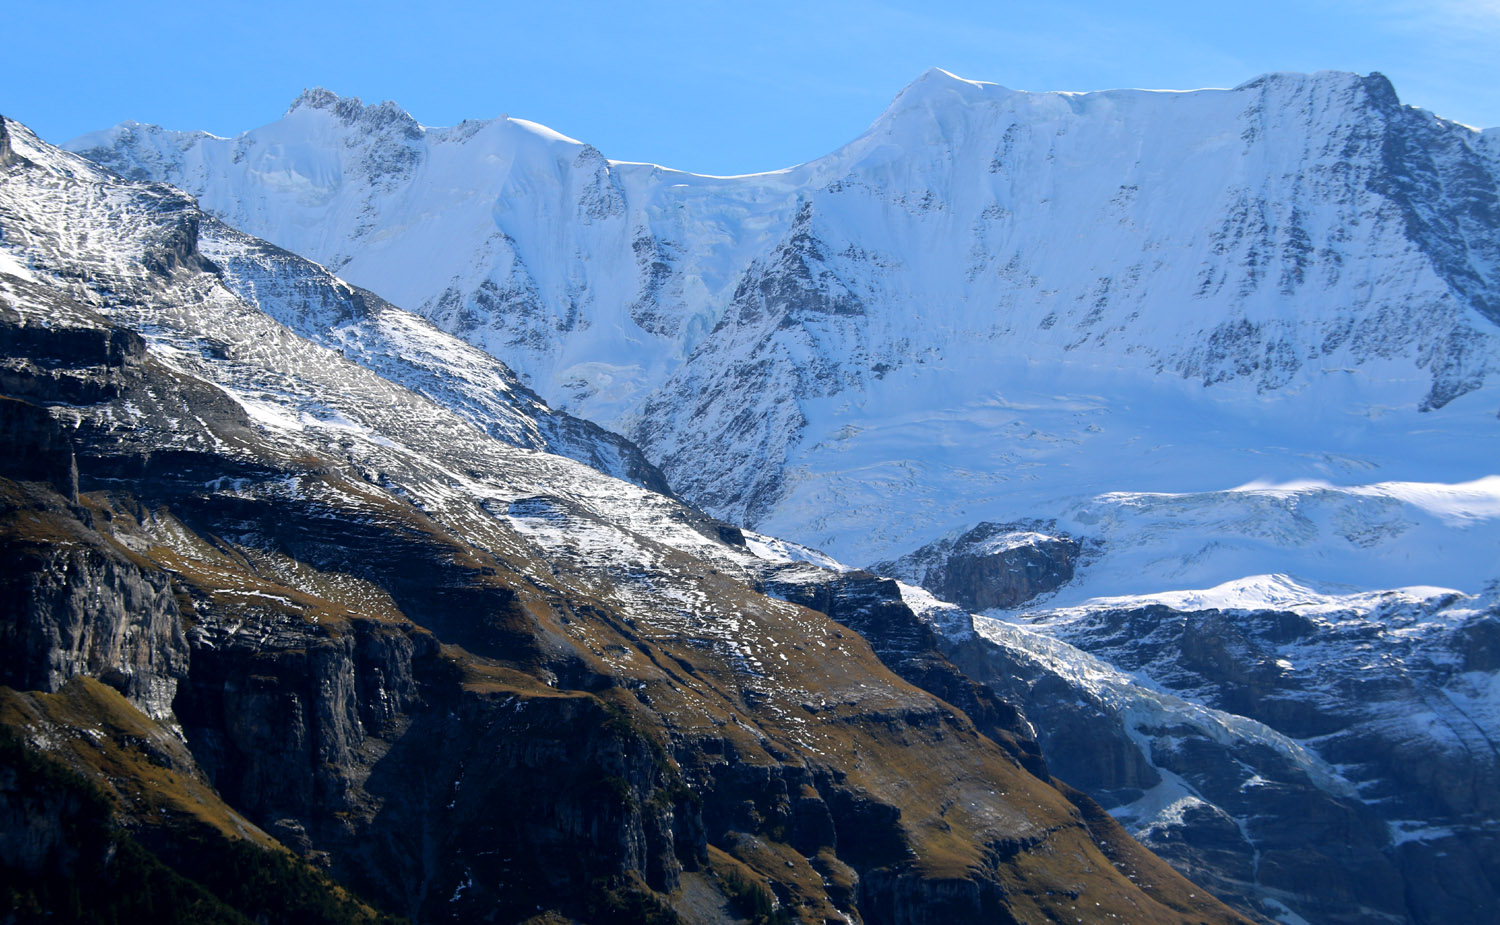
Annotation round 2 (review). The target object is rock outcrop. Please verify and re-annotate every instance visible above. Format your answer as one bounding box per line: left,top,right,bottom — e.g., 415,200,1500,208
872,522,1084,612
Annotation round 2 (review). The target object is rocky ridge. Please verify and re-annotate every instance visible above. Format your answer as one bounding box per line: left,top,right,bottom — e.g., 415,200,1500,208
871,523,1085,613
988,585,1500,925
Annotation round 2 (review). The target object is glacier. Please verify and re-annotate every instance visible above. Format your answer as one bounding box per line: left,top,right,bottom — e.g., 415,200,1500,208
67,69,1500,606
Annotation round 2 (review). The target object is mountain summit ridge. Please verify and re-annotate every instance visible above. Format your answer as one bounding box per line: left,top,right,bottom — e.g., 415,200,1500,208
67,70,1500,575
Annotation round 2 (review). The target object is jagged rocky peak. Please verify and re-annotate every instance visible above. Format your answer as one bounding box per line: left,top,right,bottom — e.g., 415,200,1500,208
285,85,348,114
284,86,423,138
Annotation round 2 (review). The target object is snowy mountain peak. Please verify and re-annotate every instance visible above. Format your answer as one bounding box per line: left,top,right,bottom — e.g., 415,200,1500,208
1232,68,1375,93
869,67,1012,137
65,70,1500,574
503,116,587,148
4,116,111,183
892,66,1005,102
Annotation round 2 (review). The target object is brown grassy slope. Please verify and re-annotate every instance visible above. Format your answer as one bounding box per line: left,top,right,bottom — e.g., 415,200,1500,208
0,445,1254,923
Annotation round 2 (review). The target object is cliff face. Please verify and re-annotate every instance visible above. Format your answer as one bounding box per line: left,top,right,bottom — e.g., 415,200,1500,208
0,116,1248,924
0,507,187,721
0,308,187,722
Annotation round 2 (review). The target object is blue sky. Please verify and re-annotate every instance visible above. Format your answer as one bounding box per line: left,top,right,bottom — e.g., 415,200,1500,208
7,0,1499,175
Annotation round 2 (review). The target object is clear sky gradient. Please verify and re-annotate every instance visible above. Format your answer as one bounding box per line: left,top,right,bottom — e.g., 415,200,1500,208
7,0,1499,176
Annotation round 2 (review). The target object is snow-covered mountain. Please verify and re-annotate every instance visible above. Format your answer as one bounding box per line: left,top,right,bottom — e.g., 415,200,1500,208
3,113,1256,924
54,68,1500,924
70,71,1500,593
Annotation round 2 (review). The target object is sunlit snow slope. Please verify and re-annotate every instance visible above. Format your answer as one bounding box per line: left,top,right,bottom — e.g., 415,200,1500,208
70,70,1500,601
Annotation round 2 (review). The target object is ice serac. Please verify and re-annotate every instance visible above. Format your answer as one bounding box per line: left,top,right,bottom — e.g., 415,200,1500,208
4,117,1250,923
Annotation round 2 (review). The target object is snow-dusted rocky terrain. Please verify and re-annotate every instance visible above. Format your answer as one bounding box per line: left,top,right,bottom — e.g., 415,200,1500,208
893,576,1500,924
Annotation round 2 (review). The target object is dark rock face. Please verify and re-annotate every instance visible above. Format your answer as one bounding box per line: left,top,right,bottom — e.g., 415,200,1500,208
940,624,1405,925
873,522,1084,612
761,564,1049,779
0,324,186,718
0,297,147,408
0,684,396,924
857,868,1017,925
174,615,431,835
0,729,106,879
181,628,698,922
0,396,78,499
1359,73,1500,333
0,511,188,721
0,117,25,169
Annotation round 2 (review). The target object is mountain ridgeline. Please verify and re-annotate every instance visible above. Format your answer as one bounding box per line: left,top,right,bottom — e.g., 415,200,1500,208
69,69,1500,565
1,64,1496,925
